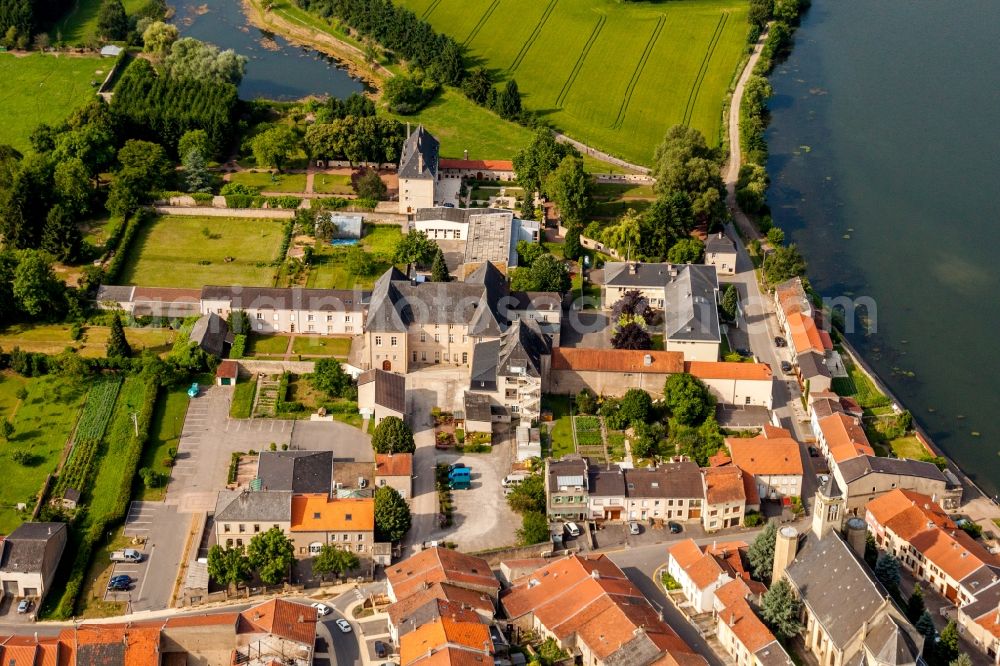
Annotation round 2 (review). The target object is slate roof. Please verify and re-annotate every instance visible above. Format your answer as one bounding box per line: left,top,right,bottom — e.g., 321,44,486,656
256,451,333,494
663,264,720,343
548,458,589,492
784,533,888,650
796,350,831,380
496,319,550,379
589,465,626,498
469,339,501,391
705,232,736,254
200,286,368,311
862,614,921,666
464,392,493,422
358,369,406,413
0,522,66,573
604,262,683,288
189,313,233,358
837,455,947,485
509,291,563,312
398,125,439,180
95,285,135,304
414,207,508,224
624,462,703,498
215,490,292,522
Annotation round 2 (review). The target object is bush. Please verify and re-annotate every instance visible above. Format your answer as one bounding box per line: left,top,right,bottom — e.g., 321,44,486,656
229,334,246,359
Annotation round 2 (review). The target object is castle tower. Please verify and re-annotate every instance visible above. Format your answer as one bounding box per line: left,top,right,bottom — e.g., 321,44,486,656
772,525,799,585
812,475,845,540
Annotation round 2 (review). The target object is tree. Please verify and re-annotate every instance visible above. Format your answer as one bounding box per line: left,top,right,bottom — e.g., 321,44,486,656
142,20,178,55
163,37,247,85
228,309,250,335
355,168,387,200
563,226,582,261
517,511,549,546
383,72,438,114
938,620,960,664
462,67,493,104
950,655,973,666
763,244,807,284
513,128,576,198
246,527,294,585
178,129,211,162
760,579,802,640
766,226,785,247
618,389,652,427
575,389,597,415
106,313,132,358
544,155,590,227
312,359,353,398
516,239,546,268
507,474,545,514
663,373,714,425
41,204,83,263
371,416,415,454
251,126,296,172
652,125,727,228
772,0,800,23
915,610,936,639
375,486,411,542
510,253,571,293
207,545,251,588
748,521,777,581
13,250,62,318
97,0,128,40
105,177,142,219
118,139,173,193
53,157,92,218
721,284,739,319
748,0,773,26
631,421,665,459
666,237,705,264
497,79,522,120
183,148,212,193
612,290,651,321
0,419,12,441
394,229,437,267
611,321,651,350
602,209,642,257
906,583,926,623
430,247,450,282
311,544,360,578
874,552,901,595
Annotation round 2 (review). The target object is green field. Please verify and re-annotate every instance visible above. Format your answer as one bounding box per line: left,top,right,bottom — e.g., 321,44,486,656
292,336,352,357
137,383,191,501
54,0,148,45
0,373,88,532
0,54,106,152
307,224,401,289
396,0,748,164
119,215,286,287
228,171,308,193
0,323,176,357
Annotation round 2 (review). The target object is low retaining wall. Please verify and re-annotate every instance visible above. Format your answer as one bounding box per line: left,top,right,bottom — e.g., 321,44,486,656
592,173,655,185
238,359,316,375
150,205,294,219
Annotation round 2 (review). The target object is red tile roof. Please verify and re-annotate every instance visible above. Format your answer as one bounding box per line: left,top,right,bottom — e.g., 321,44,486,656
726,434,803,477
787,312,826,355
715,579,781,654
216,359,239,379
438,158,514,171
551,348,684,374
387,582,494,627
399,615,491,666
376,453,413,477
702,467,747,505
388,547,499,601
239,598,318,646
685,361,773,381
819,413,874,463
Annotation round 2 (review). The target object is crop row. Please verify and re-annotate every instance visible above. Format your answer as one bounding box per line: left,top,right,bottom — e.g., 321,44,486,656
73,378,123,444
54,438,101,498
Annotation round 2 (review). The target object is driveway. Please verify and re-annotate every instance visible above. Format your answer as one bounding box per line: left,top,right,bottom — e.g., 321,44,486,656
559,311,612,348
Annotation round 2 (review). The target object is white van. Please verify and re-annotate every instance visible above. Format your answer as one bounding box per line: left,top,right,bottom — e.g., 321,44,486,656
502,472,529,488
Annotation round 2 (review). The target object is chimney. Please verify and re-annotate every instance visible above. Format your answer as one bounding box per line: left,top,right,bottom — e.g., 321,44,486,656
591,569,600,580
771,526,799,586
729,612,736,627
643,354,652,367
418,153,424,173
464,149,469,160
298,614,304,623
407,121,411,136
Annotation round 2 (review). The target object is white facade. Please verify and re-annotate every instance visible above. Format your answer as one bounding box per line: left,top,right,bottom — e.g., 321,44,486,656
665,339,720,362
399,177,435,214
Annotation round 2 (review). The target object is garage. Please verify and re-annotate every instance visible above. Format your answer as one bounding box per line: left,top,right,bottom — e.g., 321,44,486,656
216,360,239,386
2,581,18,596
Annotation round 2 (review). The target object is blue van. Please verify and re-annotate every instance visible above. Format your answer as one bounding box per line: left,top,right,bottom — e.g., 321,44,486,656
450,478,471,490
448,466,471,480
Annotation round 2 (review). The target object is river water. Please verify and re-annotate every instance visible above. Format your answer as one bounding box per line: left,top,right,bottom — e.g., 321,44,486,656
765,1,1000,494
173,0,363,100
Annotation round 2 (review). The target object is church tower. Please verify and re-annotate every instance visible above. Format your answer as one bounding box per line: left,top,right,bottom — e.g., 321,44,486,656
811,475,845,539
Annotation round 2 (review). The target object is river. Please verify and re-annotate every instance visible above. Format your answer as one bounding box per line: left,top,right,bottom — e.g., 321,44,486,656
172,0,364,100
765,1,1000,494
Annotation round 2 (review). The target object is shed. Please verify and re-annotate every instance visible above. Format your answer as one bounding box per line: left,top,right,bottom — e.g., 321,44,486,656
189,313,234,358
464,392,493,434
100,45,123,58
216,360,239,386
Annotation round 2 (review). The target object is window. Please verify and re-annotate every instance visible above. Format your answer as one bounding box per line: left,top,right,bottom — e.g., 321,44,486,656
375,336,382,346
256,313,263,319
391,336,398,347
313,512,321,519
254,524,260,533
327,315,333,322
745,396,751,405
435,352,440,362
449,334,454,343
256,322,263,331
444,353,449,361
434,334,440,342
238,524,246,533
345,315,351,322
309,542,323,554
412,352,417,362
345,514,352,521
421,352,427,361
273,313,279,320
308,314,315,321
226,539,233,547
462,352,468,364
308,325,315,332
342,534,350,541
217,308,222,314
357,544,364,552
224,524,231,533
357,533,364,541
421,332,427,342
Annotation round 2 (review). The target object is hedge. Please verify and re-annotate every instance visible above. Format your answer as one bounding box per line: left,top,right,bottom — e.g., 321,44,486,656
230,334,246,359
104,211,147,283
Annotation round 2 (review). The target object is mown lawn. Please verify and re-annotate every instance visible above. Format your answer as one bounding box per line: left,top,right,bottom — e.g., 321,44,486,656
247,334,291,356
313,173,354,195
0,373,88,532
543,394,576,459
230,378,258,419
890,436,928,461
54,0,147,45
0,323,175,357
0,54,106,152
292,336,352,357
395,0,748,164
118,215,286,288
228,171,308,193
831,356,891,409
136,383,191,501
307,224,401,289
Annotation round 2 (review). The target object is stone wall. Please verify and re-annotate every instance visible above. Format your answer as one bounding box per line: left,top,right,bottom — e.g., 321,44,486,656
237,360,316,376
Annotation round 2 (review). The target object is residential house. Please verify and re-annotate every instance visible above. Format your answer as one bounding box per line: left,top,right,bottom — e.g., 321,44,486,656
713,579,795,666
386,582,495,643
398,610,494,666
214,490,292,550
189,312,233,358
686,361,774,409
623,462,704,523
508,291,562,345
816,412,875,466
587,465,627,521
398,125,439,214
0,522,68,604
666,539,732,613
358,369,406,425
546,457,590,521
835,455,955,521
289,494,374,560
468,318,551,421
256,450,333,494
866,489,997,605
95,285,202,319
385,547,499,603
773,278,813,333
201,285,367,335
438,157,515,181
375,453,413,499
726,425,804,501
602,262,721,361
501,553,707,666
797,350,833,395
957,579,1000,663
705,232,738,276
702,466,747,531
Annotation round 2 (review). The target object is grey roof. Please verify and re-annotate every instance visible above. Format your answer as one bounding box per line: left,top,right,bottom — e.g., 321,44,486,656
466,261,510,336
256,451,333,494
497,319,550,379
332,461,375,496
959,576,1000,621
214,490,292,522
414,207,508,224
358,369,406,413
784,533,888,650
958,563,1000,592
862,615,921,666
465,211,517,265
189,313,232,358
200,286,368,312
510,291,563,312
0,522,67,573
604,262,683,288
589,465,626,497
624,462,703,499
470,339,501,391
819,473,843,498
837,456,948,485
810,397,844,420
465,392,493,422
548,458,588,491
78,642,125,665
754,642,794,666
663,264,720,343
705,232,736,254
797,351,831,379
95,284,135,304
398,125,438,180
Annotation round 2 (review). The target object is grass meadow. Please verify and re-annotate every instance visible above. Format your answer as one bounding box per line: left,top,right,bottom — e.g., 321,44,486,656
396,0,748,164
53,0,148,45
0,323,175,357
0,54,106,152
119,215,286,288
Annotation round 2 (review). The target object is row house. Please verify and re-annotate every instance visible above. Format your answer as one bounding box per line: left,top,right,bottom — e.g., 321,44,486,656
546,457,590,521
725,425,804,502
586,462,704,523
773,277,835,395
702,466,748,531
200,285,367,335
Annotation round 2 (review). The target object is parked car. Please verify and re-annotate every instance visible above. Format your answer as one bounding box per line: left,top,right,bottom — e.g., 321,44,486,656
565,522,581,538
502,472,529,487
111,548,143,563
311,602,331,617
808,446,820,457
109,574,131,585
667,521,683,534
374,640,389,658
107,579,130,591
448,463,468,473
780,360,793,374
16,599,32,614
774,336,787,347
628,522,641,535
450,479,471,490
336,619,352,633
736,348,753,358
